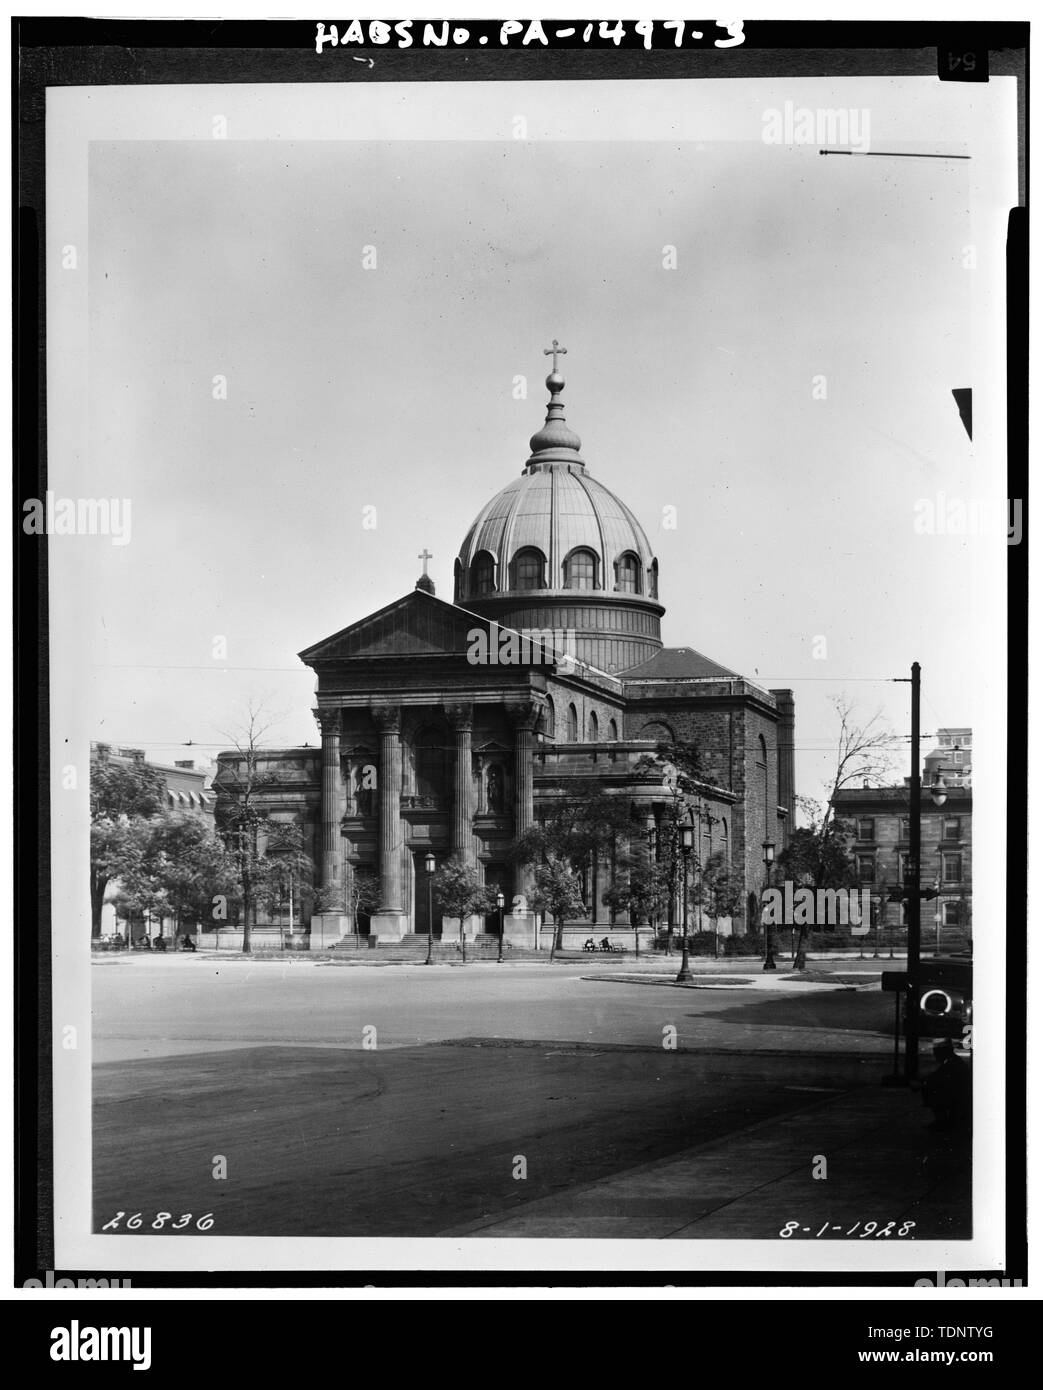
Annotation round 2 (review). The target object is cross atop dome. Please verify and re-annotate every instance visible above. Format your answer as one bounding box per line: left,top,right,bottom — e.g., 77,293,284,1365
528,340,583,468
543,338,567,373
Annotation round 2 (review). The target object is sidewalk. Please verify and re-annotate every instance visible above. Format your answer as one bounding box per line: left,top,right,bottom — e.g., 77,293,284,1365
448,1083,970,1240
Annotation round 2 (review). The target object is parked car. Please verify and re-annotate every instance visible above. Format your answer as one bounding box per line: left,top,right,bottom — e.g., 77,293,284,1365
914,958,973,1049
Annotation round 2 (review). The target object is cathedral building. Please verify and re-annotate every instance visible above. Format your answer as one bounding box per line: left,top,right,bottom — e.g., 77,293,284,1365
213,351,795,948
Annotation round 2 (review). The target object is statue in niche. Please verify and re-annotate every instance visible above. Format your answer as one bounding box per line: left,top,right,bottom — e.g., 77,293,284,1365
487,764,505,815
353,763,376,817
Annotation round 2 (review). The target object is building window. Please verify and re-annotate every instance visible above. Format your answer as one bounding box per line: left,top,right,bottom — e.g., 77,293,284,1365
615,552,640,594
856,854,875,884
856,817,874,842
567,703,579,741
942,852,963,884
942,817,961,842
512,547,546,590
899,816,910,841
564,547,598,590
542,696,556,739
901,853,914,884
607,717,618,742
649,558,659,599
471,552,495,595
588,710,599,741
953,750,963,764
942,902,962,927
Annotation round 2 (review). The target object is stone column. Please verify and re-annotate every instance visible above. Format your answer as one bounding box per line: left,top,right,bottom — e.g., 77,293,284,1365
446,703,475,865
372,704,404,915
507,700,540,941
315,709,343,897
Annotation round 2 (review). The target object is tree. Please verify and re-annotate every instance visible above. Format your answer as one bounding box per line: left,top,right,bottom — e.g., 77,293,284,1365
512,780,636,960
212,700,286,954
349,867,381,937
530,861,587,960
430,858,494,963
253,821,314,939
602,857,674,931
689,850,744,957
776,817,859,971
818,698,897,830
146,812,237,938
89,748,166,936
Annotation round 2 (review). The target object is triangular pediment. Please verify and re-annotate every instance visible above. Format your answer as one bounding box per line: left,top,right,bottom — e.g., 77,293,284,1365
299,590,490,665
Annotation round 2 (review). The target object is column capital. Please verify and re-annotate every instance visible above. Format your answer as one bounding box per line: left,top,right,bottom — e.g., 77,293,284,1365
314,708,341,738
370,702,402,732
506,699,541,731
445,701,474,732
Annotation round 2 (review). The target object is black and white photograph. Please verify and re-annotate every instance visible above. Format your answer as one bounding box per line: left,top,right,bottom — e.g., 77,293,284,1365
14,12,1029,1316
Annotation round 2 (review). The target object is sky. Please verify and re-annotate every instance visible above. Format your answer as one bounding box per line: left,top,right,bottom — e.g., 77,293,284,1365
45,74,1016,812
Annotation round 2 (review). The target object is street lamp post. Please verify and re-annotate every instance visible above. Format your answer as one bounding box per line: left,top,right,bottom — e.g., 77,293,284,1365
676,820,695,982
424,852,436,965
496,890,505,962
762,841,776,971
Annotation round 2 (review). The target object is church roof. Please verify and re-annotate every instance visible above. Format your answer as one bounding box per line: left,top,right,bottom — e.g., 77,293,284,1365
621,646,740,681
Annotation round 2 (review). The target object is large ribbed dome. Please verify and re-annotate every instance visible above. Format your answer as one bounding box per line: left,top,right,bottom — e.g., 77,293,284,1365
454,357,664,674
457,466,656,592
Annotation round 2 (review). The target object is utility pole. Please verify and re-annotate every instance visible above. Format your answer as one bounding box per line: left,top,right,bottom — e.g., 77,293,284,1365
905,661,922,1082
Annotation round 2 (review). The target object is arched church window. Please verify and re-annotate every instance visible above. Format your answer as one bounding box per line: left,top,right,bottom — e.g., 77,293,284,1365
471,551,495,596
563,547,598,590
615,552,641,594
607,717,619,742
588,710,599,741
567,703,579,741
640,719,675,743
543,695,556,739
511,547,546,591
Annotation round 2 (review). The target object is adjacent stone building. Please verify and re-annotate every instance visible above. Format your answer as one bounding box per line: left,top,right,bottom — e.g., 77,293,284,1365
213,355,796,948
833,728,972,946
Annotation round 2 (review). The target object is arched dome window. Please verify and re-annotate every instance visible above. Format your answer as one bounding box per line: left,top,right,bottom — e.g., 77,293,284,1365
607,717,619,742
453,557,463,602
563,547,598,591
588,710,599,741
510,547,546,591
615,552,641,594
648,558,659,600
471,551,496,596
567,703,579,741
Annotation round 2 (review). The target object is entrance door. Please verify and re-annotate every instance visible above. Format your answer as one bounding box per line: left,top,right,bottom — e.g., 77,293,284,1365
484,863,509,933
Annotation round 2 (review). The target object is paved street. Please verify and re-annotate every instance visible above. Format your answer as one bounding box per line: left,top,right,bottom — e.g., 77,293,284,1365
91,956,970,1240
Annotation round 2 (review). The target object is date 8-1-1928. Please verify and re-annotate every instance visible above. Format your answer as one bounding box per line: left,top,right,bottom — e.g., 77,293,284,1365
779,1220,916,1238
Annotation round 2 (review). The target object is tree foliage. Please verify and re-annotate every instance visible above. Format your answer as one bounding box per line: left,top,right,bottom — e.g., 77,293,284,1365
530,860,587,958
689,850,744,935
431,858,495,933
89,749,169,936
